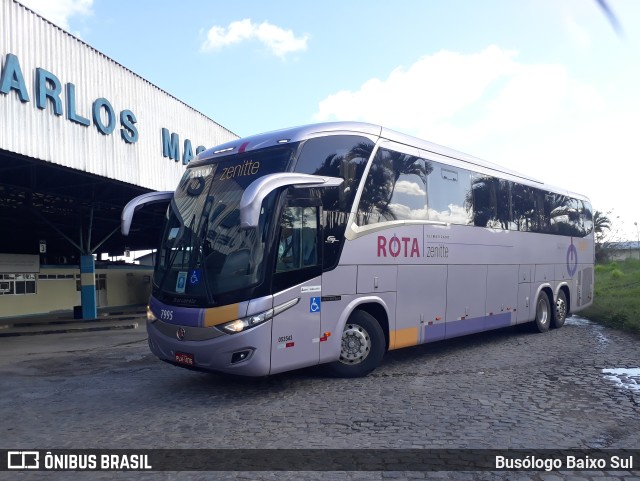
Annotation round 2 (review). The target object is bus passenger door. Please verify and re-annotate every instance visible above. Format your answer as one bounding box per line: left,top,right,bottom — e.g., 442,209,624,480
270,198,323,375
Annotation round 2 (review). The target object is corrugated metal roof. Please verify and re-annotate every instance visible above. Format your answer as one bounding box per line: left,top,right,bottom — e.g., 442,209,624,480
1,0,238,191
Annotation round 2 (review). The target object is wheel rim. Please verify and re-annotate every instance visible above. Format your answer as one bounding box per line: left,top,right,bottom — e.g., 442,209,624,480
537,297,549,326
556,297,567,322
339,323,371,365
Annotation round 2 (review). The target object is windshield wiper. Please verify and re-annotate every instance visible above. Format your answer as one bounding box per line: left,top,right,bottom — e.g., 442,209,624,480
190,197,215,303
158,206,195,292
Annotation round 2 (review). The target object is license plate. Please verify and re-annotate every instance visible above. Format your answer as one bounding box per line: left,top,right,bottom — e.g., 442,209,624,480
175,352,194,366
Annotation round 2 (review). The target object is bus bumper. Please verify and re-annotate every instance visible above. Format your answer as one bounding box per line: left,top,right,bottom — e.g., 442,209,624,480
147,319,273,376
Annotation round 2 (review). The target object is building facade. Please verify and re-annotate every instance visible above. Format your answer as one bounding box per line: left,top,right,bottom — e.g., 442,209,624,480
0,0,238,318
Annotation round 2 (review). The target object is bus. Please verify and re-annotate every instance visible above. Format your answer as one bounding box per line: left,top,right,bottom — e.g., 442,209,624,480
122,122,594,378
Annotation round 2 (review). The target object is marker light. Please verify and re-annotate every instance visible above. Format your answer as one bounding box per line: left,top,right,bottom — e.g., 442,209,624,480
219,309,274,334
147,306,158,322
213,147,234,154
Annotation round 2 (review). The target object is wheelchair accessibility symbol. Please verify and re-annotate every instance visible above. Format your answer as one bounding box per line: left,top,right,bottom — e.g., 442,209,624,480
189,269,201,285
310,297,321,313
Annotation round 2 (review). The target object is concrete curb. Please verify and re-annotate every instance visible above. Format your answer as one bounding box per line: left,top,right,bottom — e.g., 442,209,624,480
0,310,146,338
0,317,144,337
4,315,141,328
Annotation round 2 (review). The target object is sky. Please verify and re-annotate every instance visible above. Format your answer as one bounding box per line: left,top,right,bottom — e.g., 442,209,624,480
18,0,640,242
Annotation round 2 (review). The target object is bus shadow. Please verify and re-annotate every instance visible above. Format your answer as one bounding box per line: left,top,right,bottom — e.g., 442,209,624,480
168,323,539,396
375,324,532,372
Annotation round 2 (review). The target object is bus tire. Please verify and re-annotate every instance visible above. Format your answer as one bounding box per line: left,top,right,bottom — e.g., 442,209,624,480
552,289,568,329
534,292,551,333
324,310,385,378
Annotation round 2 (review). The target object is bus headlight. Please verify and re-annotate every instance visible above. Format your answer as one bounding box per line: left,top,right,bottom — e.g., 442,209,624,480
219,309,273,334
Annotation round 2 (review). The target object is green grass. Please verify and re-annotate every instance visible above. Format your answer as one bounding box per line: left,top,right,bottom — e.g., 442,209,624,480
582,258,640,334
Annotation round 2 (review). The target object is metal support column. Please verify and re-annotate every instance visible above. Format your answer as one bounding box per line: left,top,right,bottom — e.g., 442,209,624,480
80,255,97,319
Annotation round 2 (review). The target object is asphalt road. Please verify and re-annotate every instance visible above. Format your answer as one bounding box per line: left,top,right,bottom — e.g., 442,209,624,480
1,316,639,481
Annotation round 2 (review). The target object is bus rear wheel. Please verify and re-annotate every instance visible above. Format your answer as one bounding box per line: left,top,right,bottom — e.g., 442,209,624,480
552,290,568,329
324,310,385,378
534,292,551,333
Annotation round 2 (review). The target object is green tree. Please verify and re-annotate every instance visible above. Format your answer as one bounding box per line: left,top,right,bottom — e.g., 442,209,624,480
594,210,612,242
594,210,612,262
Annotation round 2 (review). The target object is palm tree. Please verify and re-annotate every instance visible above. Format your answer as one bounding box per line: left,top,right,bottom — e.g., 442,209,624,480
593,210,612,262
593,210,611,243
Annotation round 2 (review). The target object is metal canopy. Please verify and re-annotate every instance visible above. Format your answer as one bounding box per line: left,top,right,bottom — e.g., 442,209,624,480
0,149,169,261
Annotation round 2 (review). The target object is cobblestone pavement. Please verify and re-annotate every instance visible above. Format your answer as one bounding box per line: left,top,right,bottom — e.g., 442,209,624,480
1,316,639,481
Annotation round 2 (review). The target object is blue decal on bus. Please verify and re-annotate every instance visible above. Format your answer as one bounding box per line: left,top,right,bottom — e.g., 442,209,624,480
176,271,187,293
310,297,321,313
189,269,201,285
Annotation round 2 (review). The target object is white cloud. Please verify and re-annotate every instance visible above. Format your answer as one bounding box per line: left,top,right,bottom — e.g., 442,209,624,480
313,45,609,166
394,180,425,196
388,203,429,220
18,0,93,31
201,19,308,59
312,45,640,239
313,46,607,148
564,12,592,48
314,46,518,134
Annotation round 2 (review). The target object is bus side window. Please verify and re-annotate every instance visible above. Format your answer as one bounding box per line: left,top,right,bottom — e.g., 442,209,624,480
276,206,318,273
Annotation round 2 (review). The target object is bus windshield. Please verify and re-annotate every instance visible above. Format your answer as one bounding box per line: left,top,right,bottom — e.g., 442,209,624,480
154,144,296,300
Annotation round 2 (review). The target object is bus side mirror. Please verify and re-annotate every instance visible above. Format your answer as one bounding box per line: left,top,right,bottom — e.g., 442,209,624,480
239,173,342,229
121,191,173,236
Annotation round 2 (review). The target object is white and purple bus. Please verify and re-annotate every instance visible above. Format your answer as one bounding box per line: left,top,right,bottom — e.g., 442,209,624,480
122,122,594,377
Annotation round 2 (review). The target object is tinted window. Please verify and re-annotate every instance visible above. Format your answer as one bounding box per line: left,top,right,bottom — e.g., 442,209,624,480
581,200,593,235
471,174,498,227
532,189,547,233
155,145,294,300
474,178,515,230
295,135,374,212
356,148,430,225
427,162,473,225
547,193,570,235
545,194,584,236
497,179,514,230
511,184,536,232
276,206,319,273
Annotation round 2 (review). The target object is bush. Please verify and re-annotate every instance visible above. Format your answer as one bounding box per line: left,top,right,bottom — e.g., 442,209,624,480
583,258,640,335
611,269,624,279
595,264,608,273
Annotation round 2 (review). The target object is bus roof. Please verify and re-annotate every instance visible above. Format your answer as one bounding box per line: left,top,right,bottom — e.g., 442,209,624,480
193,121,589,202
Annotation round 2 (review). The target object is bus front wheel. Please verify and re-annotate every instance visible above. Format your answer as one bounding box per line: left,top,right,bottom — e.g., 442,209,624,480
324,310,385,378
534,292,551,333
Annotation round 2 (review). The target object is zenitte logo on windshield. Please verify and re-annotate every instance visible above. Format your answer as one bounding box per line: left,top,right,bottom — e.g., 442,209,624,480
219,160,260,180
